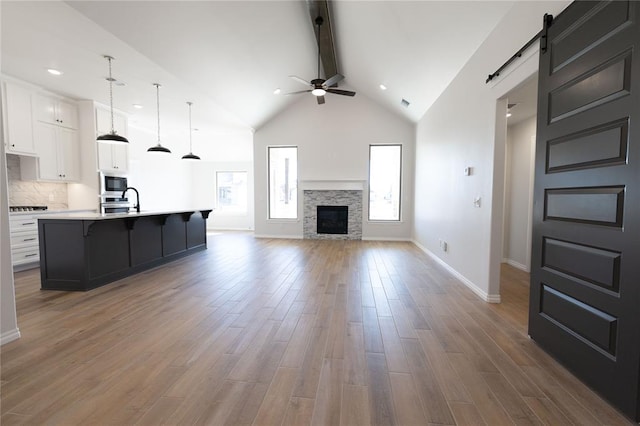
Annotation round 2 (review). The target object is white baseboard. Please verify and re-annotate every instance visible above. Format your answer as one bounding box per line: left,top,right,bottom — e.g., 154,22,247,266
253,234,303,240
412,240,501,304
1,328,20,345
361,237,413,242
504,258,529,272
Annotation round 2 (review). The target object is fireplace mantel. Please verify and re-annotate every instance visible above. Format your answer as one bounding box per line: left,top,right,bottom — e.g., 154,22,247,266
300,180,365,191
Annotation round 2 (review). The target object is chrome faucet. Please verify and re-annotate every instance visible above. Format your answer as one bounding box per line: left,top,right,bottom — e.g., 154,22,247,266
122,187,140,213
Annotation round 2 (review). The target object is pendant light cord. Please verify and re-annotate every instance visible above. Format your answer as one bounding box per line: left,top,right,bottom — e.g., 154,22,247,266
155,83,161,145
105,55,115,134
187,102,193,153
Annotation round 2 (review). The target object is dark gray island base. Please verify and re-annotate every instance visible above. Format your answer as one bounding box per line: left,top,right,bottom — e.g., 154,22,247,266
38,209,212,291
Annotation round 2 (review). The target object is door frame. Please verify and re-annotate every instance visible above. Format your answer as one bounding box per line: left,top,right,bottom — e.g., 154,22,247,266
487,42,540,298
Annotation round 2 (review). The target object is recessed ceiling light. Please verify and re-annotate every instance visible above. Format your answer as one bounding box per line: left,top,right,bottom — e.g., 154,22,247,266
47,68,63,76
133,104,143,109
273,88,281,95
379,84,387,90
114,80,126,87
506,112,512,117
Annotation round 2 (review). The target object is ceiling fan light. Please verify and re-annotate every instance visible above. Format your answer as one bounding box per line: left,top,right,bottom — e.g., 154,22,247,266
97,131,129,144
312,88,326,97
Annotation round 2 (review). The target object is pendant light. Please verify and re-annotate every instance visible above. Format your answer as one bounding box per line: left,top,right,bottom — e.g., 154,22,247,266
181,102,200,160
147,83,171,154
97,55,129,143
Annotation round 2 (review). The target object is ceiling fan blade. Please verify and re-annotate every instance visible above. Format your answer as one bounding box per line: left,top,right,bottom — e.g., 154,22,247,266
323,74,344,88
289,75,311,86
326,88,356,97
284,90,312,96
317,95,325,105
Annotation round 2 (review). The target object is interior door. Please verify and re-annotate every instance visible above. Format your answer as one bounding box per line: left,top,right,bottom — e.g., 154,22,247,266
529,0,640,421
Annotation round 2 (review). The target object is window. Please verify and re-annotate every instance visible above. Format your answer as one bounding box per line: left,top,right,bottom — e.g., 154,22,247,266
268,146,298,219
369,144,401,221
216,171,248,214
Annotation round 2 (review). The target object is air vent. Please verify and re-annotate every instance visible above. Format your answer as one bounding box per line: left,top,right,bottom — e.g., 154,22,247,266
401,98,410,108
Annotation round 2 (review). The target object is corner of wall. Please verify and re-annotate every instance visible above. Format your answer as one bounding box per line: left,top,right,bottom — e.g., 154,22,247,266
411,239,501,304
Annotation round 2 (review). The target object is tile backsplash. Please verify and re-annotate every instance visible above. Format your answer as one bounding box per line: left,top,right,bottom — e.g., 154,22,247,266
7,154,68,209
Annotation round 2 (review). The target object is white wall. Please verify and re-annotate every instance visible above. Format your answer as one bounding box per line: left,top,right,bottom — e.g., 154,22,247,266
126,126,254,217
1,144,20,345
504,116,536,271
413,1,570,301
192,160,255,230
254,93,415,240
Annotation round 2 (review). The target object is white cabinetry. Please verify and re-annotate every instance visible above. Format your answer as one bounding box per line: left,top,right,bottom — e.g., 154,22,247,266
97,142,128,172
95,107,129,172
96,107,127,137
21,122,80,182
2,81,37,155
36,94,78,129
9,214,40,268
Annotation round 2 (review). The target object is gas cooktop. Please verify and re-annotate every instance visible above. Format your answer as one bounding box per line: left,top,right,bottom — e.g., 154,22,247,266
9,206,48,212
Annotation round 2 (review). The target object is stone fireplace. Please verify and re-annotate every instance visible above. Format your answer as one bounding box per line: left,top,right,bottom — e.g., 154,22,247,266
302,180,364,240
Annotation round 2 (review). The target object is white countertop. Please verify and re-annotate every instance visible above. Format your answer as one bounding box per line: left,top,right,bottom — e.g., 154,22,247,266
38,208,213,221
9,209,97,216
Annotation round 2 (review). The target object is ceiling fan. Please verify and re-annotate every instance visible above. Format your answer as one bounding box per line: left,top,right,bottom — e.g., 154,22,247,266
286,16,356,105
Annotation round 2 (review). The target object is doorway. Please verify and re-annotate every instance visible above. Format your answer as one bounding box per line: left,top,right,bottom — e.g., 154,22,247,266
502,75,537,274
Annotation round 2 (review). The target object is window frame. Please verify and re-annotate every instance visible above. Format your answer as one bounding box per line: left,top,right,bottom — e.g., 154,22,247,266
368,143,402,222
267,145,298,220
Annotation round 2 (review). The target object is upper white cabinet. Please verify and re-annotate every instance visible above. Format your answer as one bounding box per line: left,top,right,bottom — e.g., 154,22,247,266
36,94,78,129
96,107,127,137
95,107,129,172
2,81,37,155
21,122,80,182
97,142,128,172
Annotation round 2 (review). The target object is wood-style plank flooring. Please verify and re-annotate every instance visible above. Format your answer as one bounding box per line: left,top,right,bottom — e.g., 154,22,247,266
1,233,632,425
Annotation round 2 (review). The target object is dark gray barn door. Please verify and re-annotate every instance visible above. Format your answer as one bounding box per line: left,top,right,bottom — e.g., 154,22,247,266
529,0,640,421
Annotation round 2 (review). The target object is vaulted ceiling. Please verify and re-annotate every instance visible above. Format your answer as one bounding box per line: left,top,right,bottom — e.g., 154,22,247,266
1,1,515,141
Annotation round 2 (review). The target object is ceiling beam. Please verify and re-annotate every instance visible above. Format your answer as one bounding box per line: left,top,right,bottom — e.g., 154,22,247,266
306,0,338,82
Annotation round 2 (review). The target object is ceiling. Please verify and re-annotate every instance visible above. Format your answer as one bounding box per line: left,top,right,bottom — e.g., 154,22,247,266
1,1,516,142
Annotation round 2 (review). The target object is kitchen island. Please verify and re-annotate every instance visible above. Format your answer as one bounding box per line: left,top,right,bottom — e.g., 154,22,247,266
38,209,212,291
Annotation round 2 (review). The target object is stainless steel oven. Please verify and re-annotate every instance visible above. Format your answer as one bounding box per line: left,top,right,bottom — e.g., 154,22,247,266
100,196,131,214
100,172,128,196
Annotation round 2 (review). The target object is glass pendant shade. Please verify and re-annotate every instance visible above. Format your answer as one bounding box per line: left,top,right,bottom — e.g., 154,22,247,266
97,55,129,144
181,101,200,161
147,83,171,154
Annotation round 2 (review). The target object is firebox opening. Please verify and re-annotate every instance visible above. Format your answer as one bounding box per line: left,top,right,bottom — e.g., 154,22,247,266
317,206,348,234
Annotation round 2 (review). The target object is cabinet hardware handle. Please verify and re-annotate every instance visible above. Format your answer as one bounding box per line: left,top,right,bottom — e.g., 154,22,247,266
25,253,38,258
23,238,36,242
22,222,35,225
11,144,15,147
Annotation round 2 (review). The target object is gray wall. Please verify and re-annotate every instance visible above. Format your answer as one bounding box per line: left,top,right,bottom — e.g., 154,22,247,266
503,116,536,271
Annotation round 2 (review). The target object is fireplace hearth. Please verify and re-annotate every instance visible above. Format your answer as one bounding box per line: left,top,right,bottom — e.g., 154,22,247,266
317,206,348,234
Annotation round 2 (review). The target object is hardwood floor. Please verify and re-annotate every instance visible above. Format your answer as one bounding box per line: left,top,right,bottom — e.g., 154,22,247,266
1,233,632,425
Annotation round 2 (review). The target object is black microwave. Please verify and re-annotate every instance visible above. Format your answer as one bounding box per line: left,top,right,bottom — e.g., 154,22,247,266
100,173,128,195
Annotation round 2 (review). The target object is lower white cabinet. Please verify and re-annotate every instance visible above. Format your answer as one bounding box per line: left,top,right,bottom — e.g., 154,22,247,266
9,214,40,268
21,122,80,182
